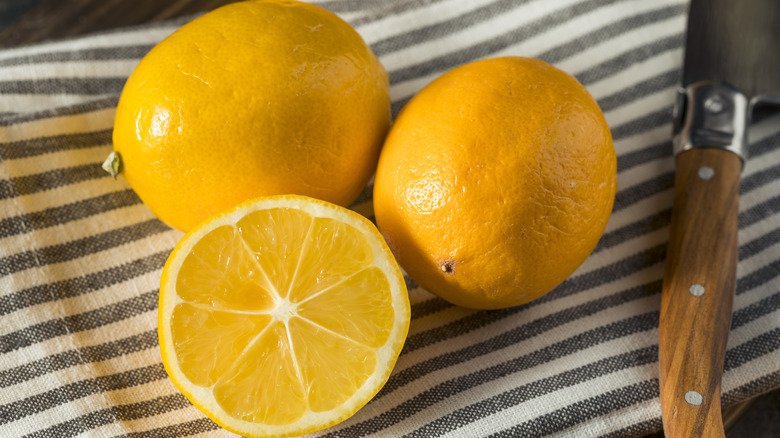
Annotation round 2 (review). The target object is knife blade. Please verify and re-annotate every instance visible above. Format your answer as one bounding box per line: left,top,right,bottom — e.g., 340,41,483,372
682,0,780,101
659,0,780,437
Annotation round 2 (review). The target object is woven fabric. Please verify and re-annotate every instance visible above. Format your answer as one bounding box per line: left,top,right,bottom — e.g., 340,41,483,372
1,0,779,436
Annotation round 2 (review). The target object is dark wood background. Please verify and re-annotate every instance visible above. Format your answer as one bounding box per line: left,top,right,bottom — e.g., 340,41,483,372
0,0,778,436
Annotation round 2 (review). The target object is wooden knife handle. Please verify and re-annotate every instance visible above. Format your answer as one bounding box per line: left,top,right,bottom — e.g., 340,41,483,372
659,148,741,438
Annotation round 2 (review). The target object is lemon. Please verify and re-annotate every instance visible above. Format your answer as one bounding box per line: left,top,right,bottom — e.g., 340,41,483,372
374,57,617,309
111,0,390,232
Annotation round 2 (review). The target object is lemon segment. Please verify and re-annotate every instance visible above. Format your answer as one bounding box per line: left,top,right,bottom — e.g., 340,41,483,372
170,304,272,387
236,208,313,299
297,267,394,348
286,217,374,302
213,321,307,425
176,225,276,311
288,317,377,412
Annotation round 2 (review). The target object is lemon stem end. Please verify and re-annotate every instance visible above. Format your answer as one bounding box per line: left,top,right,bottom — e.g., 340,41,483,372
102,151,122,179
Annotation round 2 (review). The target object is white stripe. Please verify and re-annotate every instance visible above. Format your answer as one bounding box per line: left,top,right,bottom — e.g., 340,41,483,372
0,226,180,301
730,303,780,355
405,302,475,337
0,258,162,328
736,237,780,292
742,173,780,214
386,0,685,102
0,60,140,81
398,267,664,399
614,148,674,194
0,335,159,404
401,249,665,368
367,323,658,437
555,16,683,74
579,225,666,274
0,94,116,115
0,201,165,270
614,125,671,157
552,397,660,437
493,5,686,64
738,227,780,278
0,27,178,63
380,0,605,72
91,404,229,438
722,317,780,393
455,366,655,438
566,242,778,437
0,107,115,141
3,350,163,437
588,63,682,111
356,0,525,44
2,146,111,179
0,314,159,421
336,12,368,25
604,87,676,130
0,177,124,229
356,250,779,438
382,284,662,408
606,177,673,232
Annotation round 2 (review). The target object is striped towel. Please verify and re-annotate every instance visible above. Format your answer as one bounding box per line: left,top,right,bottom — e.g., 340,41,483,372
1,0,779,436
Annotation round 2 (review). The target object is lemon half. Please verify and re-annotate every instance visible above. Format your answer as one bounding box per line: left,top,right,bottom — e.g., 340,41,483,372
159,195,410,437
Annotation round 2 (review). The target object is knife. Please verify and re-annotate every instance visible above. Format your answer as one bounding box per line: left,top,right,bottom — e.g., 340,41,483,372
659,0,780,437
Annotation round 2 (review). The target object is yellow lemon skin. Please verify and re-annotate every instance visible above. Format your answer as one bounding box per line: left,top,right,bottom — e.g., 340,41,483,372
373,57,617,310
113,0,390,232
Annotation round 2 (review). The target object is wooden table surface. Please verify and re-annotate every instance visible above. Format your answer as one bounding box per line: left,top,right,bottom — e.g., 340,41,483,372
1,1,778,437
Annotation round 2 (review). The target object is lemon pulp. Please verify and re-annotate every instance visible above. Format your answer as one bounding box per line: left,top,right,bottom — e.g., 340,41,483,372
167,206,397,426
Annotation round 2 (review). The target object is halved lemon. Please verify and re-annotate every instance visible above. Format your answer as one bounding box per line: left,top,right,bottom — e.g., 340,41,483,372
158,195,410,437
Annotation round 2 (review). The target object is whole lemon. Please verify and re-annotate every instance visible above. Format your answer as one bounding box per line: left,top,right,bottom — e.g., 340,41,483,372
112,0,390,232
373,57,616,310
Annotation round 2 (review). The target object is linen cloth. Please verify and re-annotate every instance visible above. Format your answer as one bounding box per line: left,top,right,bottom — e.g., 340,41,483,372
1,0,779,436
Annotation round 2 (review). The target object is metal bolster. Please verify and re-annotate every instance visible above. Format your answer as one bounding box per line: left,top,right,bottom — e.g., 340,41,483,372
672,81,749,163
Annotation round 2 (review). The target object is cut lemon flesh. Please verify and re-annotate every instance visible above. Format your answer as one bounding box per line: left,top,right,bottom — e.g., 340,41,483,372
159,195,410,437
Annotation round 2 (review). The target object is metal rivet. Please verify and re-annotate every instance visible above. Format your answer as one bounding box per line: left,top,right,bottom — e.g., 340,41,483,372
689,284,705,297
704,95,725,113
685,391,703,406
698,166,715,180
